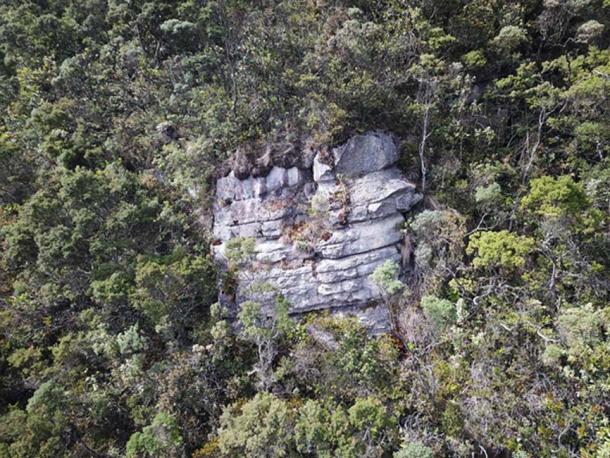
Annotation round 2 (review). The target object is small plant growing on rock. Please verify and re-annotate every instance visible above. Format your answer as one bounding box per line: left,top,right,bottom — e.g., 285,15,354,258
335,174,351,206
221,236,257,302
370,260,404,297
308,193,330,217
370,260,405,334
294,238,315,254
335,174,351,224
287,192,333,253
224,236,256,268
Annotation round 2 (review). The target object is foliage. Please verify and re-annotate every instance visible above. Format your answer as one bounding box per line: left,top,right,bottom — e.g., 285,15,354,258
370,260,404,296
0,0,608,456
408,209,466,295
420,295,456,330
224,236,256,269
521,175,589,220
467,230,535,270
126,412,183,458
394,442,435,458
237,297,293,390
217,393,397,458
217,392,295,457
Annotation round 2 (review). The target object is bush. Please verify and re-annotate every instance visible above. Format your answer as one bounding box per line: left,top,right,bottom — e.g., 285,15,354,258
126,412,183,458
421,295,456,330
370,260,404,296
467,230,535,270
217,393,295,457
394,442,435,458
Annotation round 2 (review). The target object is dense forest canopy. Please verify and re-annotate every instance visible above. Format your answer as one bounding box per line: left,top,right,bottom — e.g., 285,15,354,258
0,0,609,456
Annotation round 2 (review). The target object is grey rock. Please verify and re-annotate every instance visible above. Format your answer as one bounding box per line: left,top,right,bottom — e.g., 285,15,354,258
232,221,261,238
333,132,398,177
313,152,335,182
212,220,236,240
316,214,404,258
286,167,306,187
316,246,398,273
316,267,359,284
266,167,288,192
239,176,266,199
261,220,284,238
216,172,242,201
216,198,290,227
303,182,317,197
299,145,317,169
211,131,417,333
318,279,361,296
254,240,294,263
357,253,401,277
396,191,423,211
348,168,420,222
354,305,392,334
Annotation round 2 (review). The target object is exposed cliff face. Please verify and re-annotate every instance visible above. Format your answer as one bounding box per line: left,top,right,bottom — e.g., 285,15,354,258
212,132,422,332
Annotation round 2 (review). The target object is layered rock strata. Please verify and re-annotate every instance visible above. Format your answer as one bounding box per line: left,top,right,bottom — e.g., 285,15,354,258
212,132,421,332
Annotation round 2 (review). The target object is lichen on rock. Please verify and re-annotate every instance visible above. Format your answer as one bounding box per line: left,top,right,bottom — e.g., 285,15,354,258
212,132,422,333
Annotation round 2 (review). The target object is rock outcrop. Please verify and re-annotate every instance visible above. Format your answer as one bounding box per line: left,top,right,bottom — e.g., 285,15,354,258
212,132,421,332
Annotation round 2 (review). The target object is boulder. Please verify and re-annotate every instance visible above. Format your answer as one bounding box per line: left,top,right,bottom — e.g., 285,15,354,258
332,132,398,177
266,167,288,192
313,152,335,182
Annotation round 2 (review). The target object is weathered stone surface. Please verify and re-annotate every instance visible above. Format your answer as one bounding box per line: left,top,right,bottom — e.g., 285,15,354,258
212,132,421,333
313,153,335,182
316,245,398,273
333,131,398,177
316,214,404,258
348,168,421,222
216,172,242,201
287,167,306,187
266,166,288,192
352,304,392,334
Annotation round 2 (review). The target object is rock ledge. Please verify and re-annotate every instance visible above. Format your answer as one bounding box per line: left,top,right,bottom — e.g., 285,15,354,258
212,132,421,332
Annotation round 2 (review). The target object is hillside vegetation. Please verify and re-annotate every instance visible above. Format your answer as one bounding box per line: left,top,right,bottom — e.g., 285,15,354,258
0,1,609,456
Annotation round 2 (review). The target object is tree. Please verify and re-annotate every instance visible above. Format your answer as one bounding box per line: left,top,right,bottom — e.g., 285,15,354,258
294,396,397,458
0,0,608,456
408,210,466,295
126,412,183,458
217,392,295,457
237,297,293,391
370,260,405,334
420,295,456,331
466,230,535,271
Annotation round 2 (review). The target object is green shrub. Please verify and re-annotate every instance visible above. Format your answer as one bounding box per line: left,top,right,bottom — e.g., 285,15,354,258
421,295,456,329
394,442,435,458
